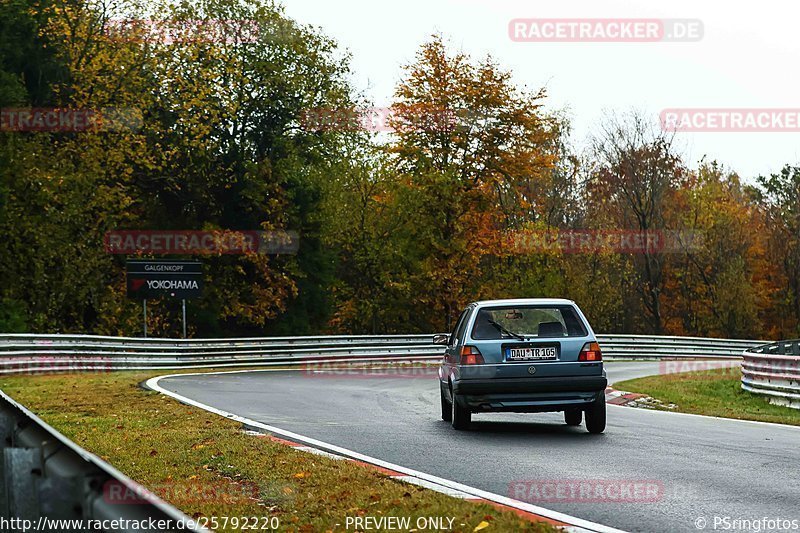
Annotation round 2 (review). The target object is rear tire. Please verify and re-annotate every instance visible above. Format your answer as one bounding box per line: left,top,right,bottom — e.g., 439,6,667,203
441,386,452,421
451,391,471,430
585,393,606,434
564,409,582,426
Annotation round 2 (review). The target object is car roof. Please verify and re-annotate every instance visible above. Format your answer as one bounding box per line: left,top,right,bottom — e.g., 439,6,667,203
471,298,575,307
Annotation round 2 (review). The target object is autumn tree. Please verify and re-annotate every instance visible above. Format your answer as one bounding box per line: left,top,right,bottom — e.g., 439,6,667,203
319,137,413,333
753,165,800,337
666,162,770,338
589,111,686,333
384,35,560,331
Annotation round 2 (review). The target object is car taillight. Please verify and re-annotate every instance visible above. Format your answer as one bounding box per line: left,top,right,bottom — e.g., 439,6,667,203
460,345,485,365
579,342,602,361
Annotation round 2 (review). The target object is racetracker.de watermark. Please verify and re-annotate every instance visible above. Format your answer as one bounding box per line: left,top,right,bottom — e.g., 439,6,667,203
659,360,740,376
509,18,703,42
104,230,299,255
1,356,112,375
103,479,265,506
661,109,800,132
507,230,703,255
1,108,142,133
301,362,439,379
509,479,664,503
660,359,800,380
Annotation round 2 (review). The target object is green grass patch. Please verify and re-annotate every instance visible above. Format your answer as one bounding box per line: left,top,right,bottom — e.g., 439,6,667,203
615,368,800,426
0,370,556,532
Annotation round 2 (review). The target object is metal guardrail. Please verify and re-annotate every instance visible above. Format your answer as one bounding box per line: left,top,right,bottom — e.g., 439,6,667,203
741,339,800,409
0,333,767,374
596,334,763,359
0,390,205,531
0,334,442,373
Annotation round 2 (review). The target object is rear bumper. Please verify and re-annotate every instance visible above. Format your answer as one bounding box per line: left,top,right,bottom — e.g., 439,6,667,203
450,375,607,413
452,376,607,395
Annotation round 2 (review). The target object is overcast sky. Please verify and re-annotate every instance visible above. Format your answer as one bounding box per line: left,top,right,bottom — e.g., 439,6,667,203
280,0,800,180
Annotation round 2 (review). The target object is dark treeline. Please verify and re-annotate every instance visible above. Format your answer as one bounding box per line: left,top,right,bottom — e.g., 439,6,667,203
1,0,798,339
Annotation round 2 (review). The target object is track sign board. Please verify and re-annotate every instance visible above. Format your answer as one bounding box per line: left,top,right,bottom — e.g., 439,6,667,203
126,260,203,299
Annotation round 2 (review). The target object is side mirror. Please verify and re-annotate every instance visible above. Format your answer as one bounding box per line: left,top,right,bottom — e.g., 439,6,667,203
433,334,450,345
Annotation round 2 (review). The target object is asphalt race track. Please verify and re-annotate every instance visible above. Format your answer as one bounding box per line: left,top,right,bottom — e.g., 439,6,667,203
159,362,800,533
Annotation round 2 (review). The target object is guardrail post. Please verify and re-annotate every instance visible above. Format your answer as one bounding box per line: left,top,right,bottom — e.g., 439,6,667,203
0,412,14,517
4,448,42,519
39,475,83,519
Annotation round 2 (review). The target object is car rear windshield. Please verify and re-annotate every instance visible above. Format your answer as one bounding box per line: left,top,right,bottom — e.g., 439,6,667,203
470,305,588,339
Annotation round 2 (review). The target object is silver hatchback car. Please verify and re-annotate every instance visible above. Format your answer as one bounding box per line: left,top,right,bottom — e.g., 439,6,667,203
436,298,607,433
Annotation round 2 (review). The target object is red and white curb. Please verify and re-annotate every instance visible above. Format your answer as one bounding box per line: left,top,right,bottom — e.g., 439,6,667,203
248,431,577,529
146,370,625,533
604,387,648,406
607,381,800,429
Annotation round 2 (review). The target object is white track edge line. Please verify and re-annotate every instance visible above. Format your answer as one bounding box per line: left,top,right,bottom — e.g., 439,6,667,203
145,371,626,533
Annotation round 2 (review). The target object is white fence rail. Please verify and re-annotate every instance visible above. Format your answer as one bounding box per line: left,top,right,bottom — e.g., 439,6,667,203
742,340,800,409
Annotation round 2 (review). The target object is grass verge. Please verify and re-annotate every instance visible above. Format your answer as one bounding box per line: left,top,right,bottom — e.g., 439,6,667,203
0,369,557,532
615,368,800,426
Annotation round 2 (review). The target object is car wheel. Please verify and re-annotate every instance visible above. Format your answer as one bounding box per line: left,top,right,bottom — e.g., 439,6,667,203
564,409,582,426
441,386,452,421
585,393,606,434
450,390,471,430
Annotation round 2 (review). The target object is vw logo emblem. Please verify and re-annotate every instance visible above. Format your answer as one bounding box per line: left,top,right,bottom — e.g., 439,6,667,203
527,366,536,375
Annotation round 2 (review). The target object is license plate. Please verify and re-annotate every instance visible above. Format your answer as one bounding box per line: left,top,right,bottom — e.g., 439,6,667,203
506,346,558,361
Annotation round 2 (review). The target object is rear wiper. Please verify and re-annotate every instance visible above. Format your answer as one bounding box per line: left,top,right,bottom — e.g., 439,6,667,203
488,320,526,341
